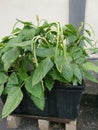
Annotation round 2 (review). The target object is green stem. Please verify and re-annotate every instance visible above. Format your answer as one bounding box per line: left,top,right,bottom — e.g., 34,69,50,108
59,22,67,59
55,22,60,59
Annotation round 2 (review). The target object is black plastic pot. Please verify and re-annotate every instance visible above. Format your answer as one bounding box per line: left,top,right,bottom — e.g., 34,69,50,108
48,83,85,119
20,88,49,116
21,83,84,119
1,83,84,119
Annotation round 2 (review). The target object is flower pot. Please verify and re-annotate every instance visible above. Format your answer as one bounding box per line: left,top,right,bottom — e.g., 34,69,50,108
20,83,84,119
20,88,49,117
48,83,85,119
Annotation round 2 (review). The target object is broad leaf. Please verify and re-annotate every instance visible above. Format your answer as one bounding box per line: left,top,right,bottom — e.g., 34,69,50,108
36,48,55,57
6,40,33,48
83,62,98,72
2,87,23,118
3,73,19,95
32,58,53,86
0,84,4,96
18,69,29,82
8,72,19,85
45,75,54,91
18,26,39,41
16,19,33,26
11,28,21,34
73,64,82,83
51,69,67,83
83,70,98,83
68,34,77,43
55,56,64,72
25,78,43,98
30,93,45,111
65,24,77,34
62,60,73,82
8,72,18,84
3,84,14,95
0,72,8,84
2,47,20,71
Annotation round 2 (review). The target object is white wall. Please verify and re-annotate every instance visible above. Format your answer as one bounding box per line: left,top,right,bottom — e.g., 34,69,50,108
0,0,69,39
85,0,98,42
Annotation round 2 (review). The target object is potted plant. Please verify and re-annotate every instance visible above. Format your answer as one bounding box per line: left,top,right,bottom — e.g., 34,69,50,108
0,17,98,119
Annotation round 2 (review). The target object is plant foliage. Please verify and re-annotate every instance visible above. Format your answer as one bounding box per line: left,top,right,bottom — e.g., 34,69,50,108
0,18,98,118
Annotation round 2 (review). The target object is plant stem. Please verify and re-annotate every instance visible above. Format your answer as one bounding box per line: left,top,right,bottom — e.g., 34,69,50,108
55,22,60,59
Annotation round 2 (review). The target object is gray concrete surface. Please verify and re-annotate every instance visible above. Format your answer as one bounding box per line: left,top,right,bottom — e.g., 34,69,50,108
0,96,98,130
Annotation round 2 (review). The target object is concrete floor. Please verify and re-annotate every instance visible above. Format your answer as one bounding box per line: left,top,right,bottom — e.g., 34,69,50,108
0,95,98,130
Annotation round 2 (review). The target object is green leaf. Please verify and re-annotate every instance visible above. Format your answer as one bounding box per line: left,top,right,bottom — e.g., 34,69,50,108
55,56,64,72
11,28,21,34
65,24,77,34
3,84,14,95
16,19,33,26
8,72,19,85
3,73,19,95
6,40,33,48
83,62,98,72
18,26,39,41
2,47,20,71
83,69,98,83
25,78,43,98
18,69,29,82
1,36,10,42
62,59,73,82
51,69,67,83
2,87,23,118
0,84,4,96
85,29,91,36
68,34,77,43
45,75,54,91
30,93,45,111
32,58,53,86
0,72,8,84
36,48,55,57
73,64,82,83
